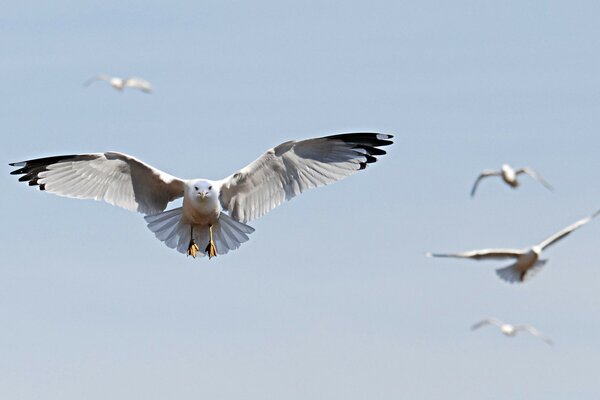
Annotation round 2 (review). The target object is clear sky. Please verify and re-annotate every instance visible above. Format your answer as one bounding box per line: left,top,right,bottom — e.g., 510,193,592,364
2,1,600,398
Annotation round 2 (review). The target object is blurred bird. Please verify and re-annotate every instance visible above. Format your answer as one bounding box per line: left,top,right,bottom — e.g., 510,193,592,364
470,164,552,197
84,74,152,93
471,318,553,345
10,133,392,259
426,209,600,283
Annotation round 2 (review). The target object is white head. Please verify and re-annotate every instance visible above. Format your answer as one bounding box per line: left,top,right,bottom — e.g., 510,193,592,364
110,77,125,90
500,324,517,336
188,180,217,201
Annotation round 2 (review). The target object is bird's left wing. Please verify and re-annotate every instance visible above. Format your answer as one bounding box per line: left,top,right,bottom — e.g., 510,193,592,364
124,77,152,92
10,152,185,215
515,167,553,191
218,133,393,223
537,210,600,250
517,325,554,345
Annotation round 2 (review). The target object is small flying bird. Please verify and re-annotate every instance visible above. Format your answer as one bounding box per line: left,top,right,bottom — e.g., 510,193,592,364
471,318,553,345
10,133,393,259
84,74,152,93
470,164,552,197
426,209,600,283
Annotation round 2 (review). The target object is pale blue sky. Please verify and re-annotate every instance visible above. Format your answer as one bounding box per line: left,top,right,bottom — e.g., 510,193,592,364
3,1,600,398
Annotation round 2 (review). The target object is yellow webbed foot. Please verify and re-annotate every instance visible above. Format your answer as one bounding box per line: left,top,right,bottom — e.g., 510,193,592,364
205,240,217,259
187,240,200,258
205,224,217,259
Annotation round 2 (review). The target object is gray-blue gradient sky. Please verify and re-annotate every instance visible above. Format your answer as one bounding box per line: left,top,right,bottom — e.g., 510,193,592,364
2,1,600,398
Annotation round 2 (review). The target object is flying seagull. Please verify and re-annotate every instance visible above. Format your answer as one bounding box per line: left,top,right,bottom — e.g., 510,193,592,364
426,209,599,283
471,318,553,345
10,132,393,259
470,164,552,197
84,74,152,93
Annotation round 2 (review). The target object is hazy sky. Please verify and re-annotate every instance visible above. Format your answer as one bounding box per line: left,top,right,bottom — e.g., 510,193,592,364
3,1,600,399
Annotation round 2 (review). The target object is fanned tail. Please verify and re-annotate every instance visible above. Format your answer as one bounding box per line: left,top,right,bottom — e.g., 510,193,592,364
496,259,548,283
144,208,254,257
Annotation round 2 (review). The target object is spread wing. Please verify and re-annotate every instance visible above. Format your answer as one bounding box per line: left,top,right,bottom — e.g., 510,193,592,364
218,133,393,223
83,74,112,86
471,318,503,330
470,170,501,197
537,209,600,250
10,152,185,215
426,249,524,260
124,77,152,92
515,167,553,191
516,325,554,345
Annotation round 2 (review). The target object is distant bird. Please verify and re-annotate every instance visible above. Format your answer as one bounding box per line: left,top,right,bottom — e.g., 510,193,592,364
470,164,552,197
10,133,392,259
426,209,600,283
84,74,152,93
471,318,553,345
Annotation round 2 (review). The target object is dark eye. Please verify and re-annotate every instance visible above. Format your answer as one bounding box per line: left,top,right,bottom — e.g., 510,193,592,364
208,186,212,190
194,186,198,190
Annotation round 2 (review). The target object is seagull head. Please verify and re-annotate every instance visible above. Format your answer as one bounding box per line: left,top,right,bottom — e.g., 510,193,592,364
500,324,516,336
190,180,215,200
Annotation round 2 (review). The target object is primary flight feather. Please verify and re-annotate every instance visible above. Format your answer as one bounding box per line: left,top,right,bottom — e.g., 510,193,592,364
10,132,393,258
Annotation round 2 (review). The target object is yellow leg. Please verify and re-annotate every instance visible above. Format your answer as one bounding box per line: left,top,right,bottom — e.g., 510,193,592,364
187,226,199,258
205,224,218,259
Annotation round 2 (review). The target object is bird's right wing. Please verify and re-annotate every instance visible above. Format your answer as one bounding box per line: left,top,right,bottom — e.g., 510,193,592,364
10,152,185,215
83,74,111,86
426,249,524,260
470,170,501,197
537,210,600,250
471,318,503,330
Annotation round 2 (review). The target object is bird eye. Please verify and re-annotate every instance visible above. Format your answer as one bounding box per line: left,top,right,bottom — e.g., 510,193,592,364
208,186,212,190
194,186,198,190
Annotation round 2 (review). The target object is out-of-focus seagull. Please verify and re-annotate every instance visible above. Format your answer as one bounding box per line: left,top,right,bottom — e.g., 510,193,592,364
84,74,153,93
10,133,393,259
470,164,552,197
471,318,553,345
426,209,600,283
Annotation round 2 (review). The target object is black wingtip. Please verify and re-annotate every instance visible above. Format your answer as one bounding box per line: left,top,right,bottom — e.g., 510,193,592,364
323,132,394,170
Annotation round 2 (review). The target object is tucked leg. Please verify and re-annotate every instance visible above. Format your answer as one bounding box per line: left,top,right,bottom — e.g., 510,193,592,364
187,225,200,258
205,224,218,259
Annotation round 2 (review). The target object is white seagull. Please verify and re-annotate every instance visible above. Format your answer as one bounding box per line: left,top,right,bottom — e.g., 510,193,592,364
471,318,553,345
10,133,393,259
84,74,152,93
471,164,553,197
426,209,600,283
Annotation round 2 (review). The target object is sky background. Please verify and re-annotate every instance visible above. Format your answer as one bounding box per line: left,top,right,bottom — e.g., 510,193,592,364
2,1,600,398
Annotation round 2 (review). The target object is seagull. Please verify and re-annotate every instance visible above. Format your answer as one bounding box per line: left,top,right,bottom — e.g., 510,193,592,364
471,318,553,345
470,164,553,197
426,209,600,283
84,74,152,93
10,132,393,259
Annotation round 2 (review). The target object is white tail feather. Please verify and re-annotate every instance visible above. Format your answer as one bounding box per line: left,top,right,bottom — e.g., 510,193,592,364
145,208,255,257
496,259,548,283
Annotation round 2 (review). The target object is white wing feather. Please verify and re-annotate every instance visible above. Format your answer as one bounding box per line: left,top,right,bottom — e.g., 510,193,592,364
83,74,112,86
470,169,501,197
471,318,504,330
124,77,152,92
218,133,393,223
10,152,185,215
537,209,600,250
426,249,524,260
